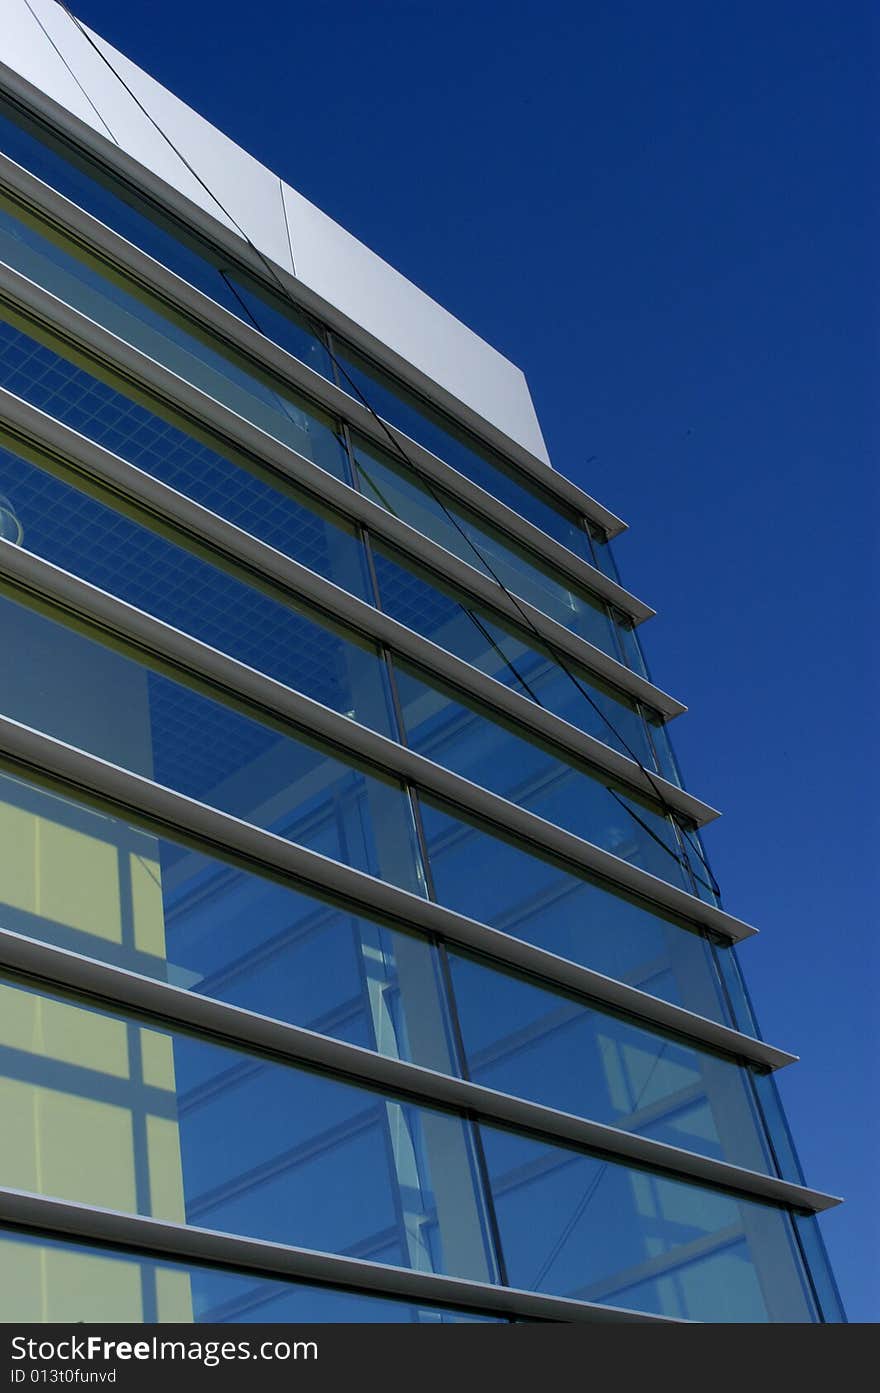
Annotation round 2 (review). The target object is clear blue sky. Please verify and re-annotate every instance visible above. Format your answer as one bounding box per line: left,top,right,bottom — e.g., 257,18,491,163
71,0,877,1320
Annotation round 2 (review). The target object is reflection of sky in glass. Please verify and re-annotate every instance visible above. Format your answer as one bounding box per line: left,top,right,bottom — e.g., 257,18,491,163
0,972,817,1322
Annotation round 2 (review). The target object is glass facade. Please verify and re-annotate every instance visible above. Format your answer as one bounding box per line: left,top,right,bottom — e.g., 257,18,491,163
0,1230,501,1323
0,70,842,1325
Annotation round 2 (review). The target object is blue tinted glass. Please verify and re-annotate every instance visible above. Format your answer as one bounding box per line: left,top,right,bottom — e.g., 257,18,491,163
750,1071,806,1185
393,663,689,891
0,977,497,1284
0,322,370,598
792,1217,847,1323
221,271,333,381
0,101,334,384
712,944,762,1039
586,526,625,584
0,1228,499,1322
479,1125,817,1321
0,770,456,1074
614,616,651,680
0,100,586,574
335,344,594,560
372,544,657,766
0,592,423,893
0,448,387,730
353,436,618,653
449,953,778,1175
648,715,685,788
418,797,732,1026
680,826,722,906
0,198,346,477
0,445,391,734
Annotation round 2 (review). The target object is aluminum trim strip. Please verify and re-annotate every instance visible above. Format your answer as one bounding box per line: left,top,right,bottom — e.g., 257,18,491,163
0,540,753,942
0,148,652,622
0,257,688,720
0,384,719,826
0,68,628,537
0,714,796,1071
0,1188,679,1323
0,930,839,1213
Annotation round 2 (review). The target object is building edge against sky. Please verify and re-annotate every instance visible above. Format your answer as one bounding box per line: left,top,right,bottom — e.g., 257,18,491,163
0,0,845,1323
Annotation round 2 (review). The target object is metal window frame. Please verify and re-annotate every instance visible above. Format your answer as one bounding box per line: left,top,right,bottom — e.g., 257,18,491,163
0,1188,683,1323
0,538,752,944
0,384,718,828
0,713,794,1073
0,148,650,624
0,256,688,722
0,929,839,1213
0,69,627,540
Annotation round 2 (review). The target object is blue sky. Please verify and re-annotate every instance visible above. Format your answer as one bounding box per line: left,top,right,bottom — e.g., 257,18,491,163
71,0,877,1320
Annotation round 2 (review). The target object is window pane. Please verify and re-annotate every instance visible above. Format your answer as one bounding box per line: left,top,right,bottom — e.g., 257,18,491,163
0,1229,498,1322
335,342,593,561
0,98,588,576
372,544,657,767
0,100,269,325
0,977,497,1284
0,100,331,386
614,617,651,680
393,662,689,891
648,715,685,788
221,268,333,380
0,445,391,735
479,1126,817,1321
448,952,779,1174
0,592,424,894
0,446,394,738
0,770,457,1074
712,944,761,1039
586,526,622,582
0,320,371,596
791,1217,847,1324
0,197,345,477
418,797,732,1026
353,436,618,653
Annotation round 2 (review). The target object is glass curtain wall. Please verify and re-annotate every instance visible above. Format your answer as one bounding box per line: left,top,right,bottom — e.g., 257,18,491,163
0,87,843,1324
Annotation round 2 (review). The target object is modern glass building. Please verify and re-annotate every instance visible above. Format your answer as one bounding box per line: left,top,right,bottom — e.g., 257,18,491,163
0,0,843,1325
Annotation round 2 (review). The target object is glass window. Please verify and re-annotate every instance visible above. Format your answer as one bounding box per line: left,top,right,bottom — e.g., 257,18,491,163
750,1070,806,1186
219,268,333,380
0,321,371,600
0,1228,499,1322
647,714,685,789
614,614,651,680
448,952,778,1175
333,341,594,561
417,797,733,1026
711,944,762,1040
0,99,593,572
0,769,458,1074
392,662,689,891
0,591,424,895
0,99,336,384
0,977,498,1284
371,543,659,767
791,1217,847,1324
672,823,721,907
0,99,262,321
0,196,346,478
479,1125,817,1321
352,436,619,653
0,444,391,735
586,524,621,582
